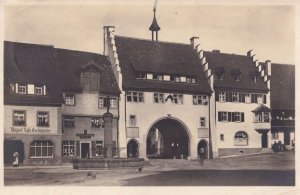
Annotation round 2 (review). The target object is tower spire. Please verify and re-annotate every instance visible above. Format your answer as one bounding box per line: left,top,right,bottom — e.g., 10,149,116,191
149,0,160,41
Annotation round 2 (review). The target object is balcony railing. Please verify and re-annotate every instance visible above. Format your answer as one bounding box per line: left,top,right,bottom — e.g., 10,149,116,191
271,120,295,127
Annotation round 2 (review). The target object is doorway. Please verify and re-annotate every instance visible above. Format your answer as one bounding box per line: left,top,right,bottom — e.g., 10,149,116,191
261,132,268,148
284,131,290,145
197,140,209,159
81,143,90,158
4,140,24,164
127,139,139,158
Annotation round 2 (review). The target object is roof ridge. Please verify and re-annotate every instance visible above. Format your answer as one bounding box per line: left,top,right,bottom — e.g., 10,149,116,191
204,50,250,58
115,35,191,47
54,47,105,57
4,40,54,48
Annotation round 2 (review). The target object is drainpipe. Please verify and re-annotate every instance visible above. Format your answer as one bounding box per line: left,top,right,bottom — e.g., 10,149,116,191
208,95,213,159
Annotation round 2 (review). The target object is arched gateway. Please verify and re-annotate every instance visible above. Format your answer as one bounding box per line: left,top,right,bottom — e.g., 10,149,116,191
146,117,190,159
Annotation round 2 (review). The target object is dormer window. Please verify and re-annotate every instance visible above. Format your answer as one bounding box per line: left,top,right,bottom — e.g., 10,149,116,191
137,72,146,79
252,104,271,123
153,73,163,80
215,66,225,80
249,71,259,83
186,77,196,83
35,86,43,95
81,70,100,91
231,69,241,82
18,84,27,94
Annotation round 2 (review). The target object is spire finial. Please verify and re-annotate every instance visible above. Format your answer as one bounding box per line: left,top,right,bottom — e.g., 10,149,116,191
149,0,160,41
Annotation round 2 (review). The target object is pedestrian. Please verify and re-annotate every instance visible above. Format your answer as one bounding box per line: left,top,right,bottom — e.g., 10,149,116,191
199,147,205,161
12,152,19,167
273,141,279,153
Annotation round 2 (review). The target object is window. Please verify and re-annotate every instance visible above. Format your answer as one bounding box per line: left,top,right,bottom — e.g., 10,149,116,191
64,116,75,128
235,76,240,81
126,92,144,103
171,75,181,82
271,131,279,139
110,98,117,108
220,134,224,141
35,86,43,95
153,74,163,80
232,92,239,102
154,93,165,103
99,97,117,108
264,112,270,122
234,131,248,146
146,73,153,79
219,92,226,102
91,117,103,128
30,141,53,158
200,117,206,127
218,112,244,122
81,71,99,91
218,74,225,80
13,111,26,126
137,72,146,79
95,141,104,156
186,77,196,83
233,112,241,122
193,95,208,105
37,112,49,127
163,75,170,81
99,97,105,108
129,115,137,126
254,113,262,122
62,141,75,156
173,94,183,104
65,95,75,106
18,85,27,94
245,93,251,103
218,112,228,122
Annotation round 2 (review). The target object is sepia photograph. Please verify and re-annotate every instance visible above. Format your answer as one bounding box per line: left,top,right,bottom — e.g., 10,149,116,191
1,0,297,193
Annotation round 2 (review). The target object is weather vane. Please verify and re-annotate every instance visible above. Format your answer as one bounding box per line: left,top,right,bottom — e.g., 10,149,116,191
153,0,158,12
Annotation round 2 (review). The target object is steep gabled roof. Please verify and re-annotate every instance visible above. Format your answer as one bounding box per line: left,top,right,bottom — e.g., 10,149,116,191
204,51,269,92
270,63,295,110
4,41,120,106
115,36,212,95
252,104,271,113
4,41,63,106
54,48,120,95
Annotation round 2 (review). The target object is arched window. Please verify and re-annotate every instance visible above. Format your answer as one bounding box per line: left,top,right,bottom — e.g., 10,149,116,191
234,131,248,146
127,139,139,158
30,141,54,158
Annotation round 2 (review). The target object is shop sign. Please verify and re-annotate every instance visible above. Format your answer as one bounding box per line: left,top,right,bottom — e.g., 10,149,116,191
10,127,51,133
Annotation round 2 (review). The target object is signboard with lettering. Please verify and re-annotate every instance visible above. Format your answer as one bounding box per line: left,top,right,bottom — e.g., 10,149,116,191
10,127,52,134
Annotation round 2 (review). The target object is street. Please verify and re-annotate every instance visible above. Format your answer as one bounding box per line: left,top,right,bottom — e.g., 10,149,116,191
4,151,295,186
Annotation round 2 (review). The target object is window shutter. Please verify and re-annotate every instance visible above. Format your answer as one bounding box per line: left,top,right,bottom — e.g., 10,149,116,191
215,92,219,102
226,92,231,102
251,94,255,103
228,112,232,122
263,95,267,104
91,141,96,157
218,112,221,121
241,112,245,122
239,93,243,102
76,141,80,157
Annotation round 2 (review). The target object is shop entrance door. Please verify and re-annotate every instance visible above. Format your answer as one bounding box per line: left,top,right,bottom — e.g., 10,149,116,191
81,143,90,158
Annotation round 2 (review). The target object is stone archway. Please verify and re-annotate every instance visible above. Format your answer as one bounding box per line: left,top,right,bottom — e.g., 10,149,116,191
127,139,139,158
146,117,190,159
197,139,209,159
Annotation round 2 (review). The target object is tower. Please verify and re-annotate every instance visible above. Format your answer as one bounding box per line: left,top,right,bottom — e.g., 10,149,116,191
149,0,160,41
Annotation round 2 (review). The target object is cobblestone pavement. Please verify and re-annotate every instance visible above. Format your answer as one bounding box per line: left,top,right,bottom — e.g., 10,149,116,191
4,151,295,186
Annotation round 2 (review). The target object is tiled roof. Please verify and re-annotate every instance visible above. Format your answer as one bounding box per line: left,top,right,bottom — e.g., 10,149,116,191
4,41,63,106
204,51,269,92
115,36,212,95
54,48,120,95
252,104,271,113
270,63,295,110
4,41,120,106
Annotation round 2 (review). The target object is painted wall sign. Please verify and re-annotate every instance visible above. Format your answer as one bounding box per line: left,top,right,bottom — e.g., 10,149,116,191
10,127,51,133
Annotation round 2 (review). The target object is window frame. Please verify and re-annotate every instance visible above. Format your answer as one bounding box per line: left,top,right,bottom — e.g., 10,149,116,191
36,111,50,127
154,93,165,104
234,131,248,146
129,115,137,127
35,86,43,95
30,140,54,158
220,134,224,141
91,117,103,128
200,117,206,127
13,110,26,126
219,92,226,102
173,94,184,105
232,92,239,103
62,140,76,157
65,94,75,106
126,92,144,103
63,116,75,128
18,85,27,94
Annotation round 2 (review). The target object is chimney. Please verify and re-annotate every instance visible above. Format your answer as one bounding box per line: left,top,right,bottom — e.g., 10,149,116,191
190,37,199,49
266,60,271,76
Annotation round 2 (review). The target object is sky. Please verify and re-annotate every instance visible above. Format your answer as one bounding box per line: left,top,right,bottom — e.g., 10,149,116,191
4,2,295,64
